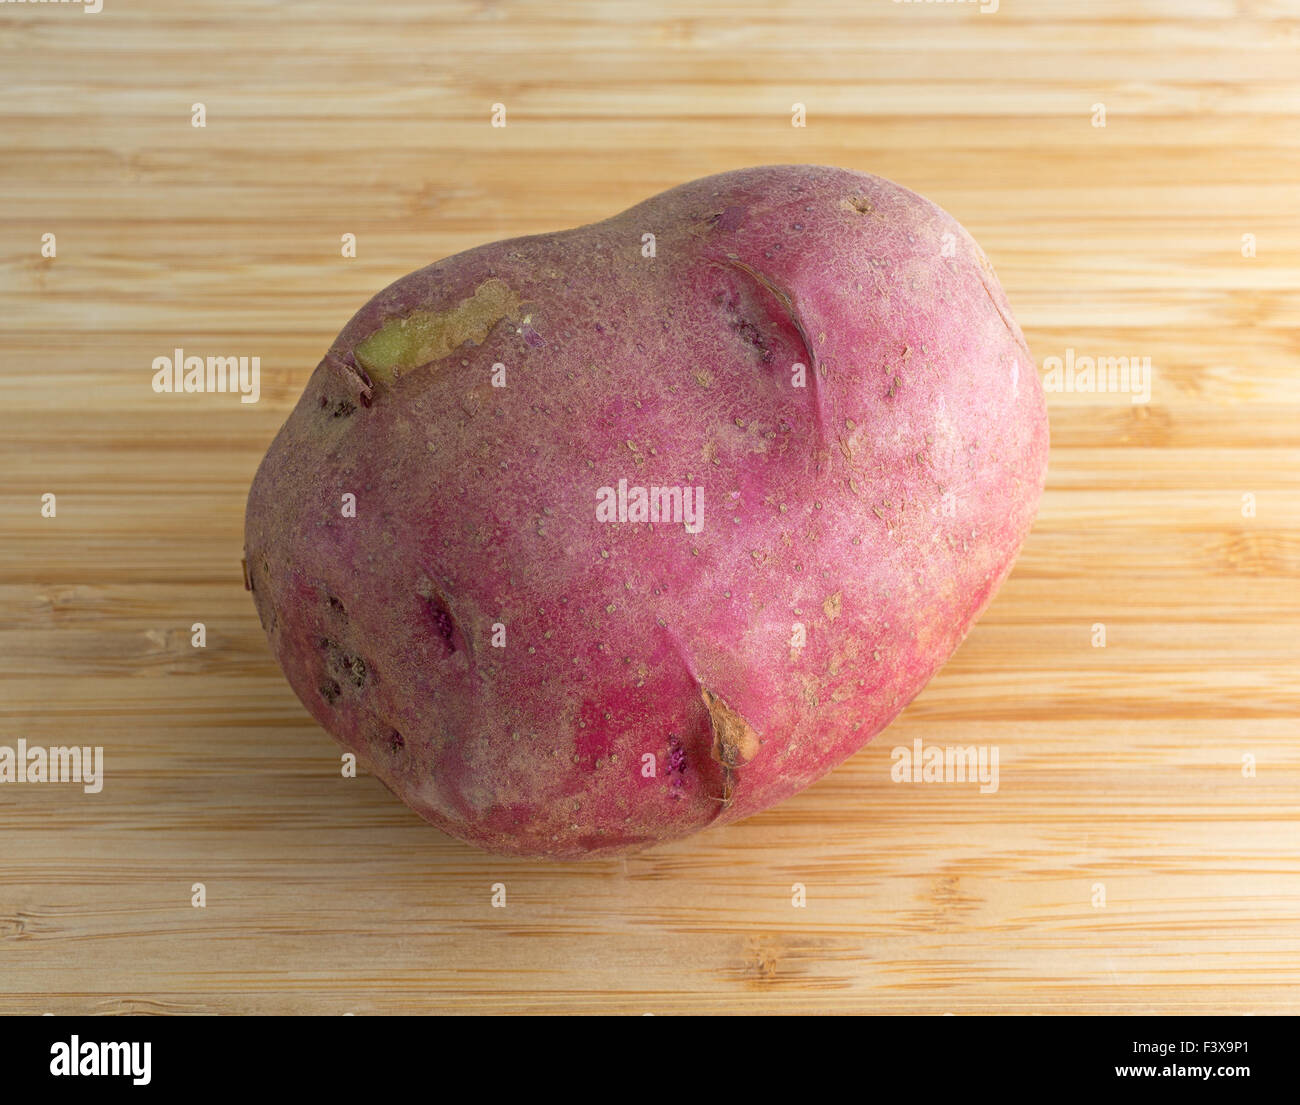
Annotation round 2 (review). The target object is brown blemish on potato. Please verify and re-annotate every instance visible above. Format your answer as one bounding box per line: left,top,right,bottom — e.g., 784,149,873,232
354,277,522,385
317,350,374,410
723,258,815,368
345,654,368,688
416,574,480,673
702,687,760,769
701,687,761,810
822,591,842,621
799,676,820,711
721,256,830,462
843,195,873,214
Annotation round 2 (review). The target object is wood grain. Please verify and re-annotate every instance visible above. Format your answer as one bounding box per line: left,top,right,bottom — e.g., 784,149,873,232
2,0,1298,1014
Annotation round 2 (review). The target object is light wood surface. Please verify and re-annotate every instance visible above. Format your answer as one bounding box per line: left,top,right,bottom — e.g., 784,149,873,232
2,0,1298,1015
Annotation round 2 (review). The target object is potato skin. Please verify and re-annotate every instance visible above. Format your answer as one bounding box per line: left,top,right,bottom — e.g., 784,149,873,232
244,164,1048,858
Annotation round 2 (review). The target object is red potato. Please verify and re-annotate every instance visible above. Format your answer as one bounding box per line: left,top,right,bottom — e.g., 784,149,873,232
243,164,1048,858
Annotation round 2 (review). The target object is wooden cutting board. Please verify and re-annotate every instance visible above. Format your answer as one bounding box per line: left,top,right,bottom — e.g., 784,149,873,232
2,0,1298,1015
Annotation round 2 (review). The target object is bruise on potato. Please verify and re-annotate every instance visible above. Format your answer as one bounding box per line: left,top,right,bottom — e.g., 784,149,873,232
243,164,1049,859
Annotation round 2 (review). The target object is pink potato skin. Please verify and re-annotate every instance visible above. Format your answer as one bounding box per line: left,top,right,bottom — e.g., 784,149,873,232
244,164,1048,859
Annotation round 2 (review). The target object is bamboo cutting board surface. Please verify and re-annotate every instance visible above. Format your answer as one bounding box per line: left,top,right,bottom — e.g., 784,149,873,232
2,0,1299,1015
